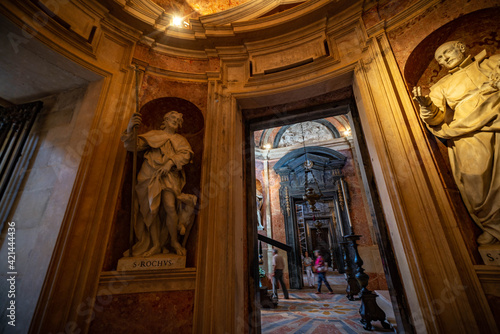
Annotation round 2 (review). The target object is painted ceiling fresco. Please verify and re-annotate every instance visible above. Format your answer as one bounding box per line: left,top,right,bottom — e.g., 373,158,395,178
151,0,252,18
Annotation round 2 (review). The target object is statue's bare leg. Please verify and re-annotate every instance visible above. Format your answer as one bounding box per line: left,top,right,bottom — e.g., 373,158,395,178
143,221,162,257
163,191,186,255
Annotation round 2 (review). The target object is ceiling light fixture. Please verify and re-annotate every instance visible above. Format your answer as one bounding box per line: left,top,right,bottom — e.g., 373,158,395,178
172,16,183,27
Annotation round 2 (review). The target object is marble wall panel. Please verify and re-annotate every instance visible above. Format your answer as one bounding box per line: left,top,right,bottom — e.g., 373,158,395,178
485,295,500,330
254,130,264,147
339,149,373,246
0,84,97,334
269,160,286,245
88,290,195,334
139,74,209,116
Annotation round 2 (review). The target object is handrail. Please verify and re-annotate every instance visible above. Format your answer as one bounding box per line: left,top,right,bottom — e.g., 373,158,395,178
257,234,292,252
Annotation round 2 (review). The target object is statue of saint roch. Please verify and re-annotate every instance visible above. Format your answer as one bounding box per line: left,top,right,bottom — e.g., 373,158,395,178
121,111,197,259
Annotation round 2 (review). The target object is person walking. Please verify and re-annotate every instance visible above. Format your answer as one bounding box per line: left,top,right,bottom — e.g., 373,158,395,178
272,249,289,299
314,250,333,294
303,251,314,288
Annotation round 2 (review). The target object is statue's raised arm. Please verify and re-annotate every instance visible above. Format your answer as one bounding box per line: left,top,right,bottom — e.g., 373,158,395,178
412,86,444,126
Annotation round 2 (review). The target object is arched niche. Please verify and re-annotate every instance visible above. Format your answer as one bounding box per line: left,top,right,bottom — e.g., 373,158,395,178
403,7,500,265
103,97,204,270
273,146,350,288
404,7,500,91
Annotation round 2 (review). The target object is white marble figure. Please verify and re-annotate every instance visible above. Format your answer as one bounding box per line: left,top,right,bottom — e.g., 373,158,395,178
256,189,264,230
413,41,500,245
122,111,197,257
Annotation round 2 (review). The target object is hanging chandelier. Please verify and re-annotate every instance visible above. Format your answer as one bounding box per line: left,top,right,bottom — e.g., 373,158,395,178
300,122,323,212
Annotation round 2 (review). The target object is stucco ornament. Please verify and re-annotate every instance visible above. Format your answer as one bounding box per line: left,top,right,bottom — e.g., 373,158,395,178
413,41,500,245
122,111,197,257
278,121,333,147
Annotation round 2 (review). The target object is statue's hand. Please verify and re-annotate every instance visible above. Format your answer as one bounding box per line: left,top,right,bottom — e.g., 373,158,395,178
127,113,142,133
489,72,499,89
158,160,175,175
479,75,499,95
412,86,432,107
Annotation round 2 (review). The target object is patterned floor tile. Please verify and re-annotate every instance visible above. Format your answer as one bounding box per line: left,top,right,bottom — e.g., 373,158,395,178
261,274,395,334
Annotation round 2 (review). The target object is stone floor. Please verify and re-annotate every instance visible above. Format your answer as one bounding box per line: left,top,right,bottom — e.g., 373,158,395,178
261,272,396,333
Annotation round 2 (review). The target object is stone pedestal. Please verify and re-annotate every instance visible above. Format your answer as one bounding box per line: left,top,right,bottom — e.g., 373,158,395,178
479,245,500,266
117,254,186,271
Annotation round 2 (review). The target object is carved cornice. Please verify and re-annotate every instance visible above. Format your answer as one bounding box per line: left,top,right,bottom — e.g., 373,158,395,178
140,35,208,58
144,65,210,83
231,0,348,34
474,265,500,284
255,137,353,160
1,0,98,58
98,269,196,295
98,0,359,56
199,0,281,26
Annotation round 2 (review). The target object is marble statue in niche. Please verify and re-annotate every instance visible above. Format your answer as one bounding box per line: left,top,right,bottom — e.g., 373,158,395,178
413,40,500,245
256,180,264,230
122,111,197,257
256,190,264,230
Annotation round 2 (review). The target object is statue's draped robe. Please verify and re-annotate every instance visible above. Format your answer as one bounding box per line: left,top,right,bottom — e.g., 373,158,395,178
122,129,194,255
420,51,500,243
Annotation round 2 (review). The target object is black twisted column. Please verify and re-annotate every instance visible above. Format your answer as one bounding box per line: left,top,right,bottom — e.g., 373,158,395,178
340,241,360,301
344,234,391,331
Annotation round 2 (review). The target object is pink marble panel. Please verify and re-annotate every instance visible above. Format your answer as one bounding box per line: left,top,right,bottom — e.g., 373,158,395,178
339,149,373,246
89,290,194,334
139,74,208,116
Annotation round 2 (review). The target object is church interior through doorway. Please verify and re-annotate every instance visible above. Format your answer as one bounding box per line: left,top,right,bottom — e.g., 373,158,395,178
246,98,410,332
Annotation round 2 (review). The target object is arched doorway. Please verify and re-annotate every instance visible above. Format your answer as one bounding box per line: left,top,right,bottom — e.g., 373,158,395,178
273,146,349,288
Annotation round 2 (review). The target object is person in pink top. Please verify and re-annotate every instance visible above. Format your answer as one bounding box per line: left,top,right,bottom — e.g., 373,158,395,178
313,250,333,294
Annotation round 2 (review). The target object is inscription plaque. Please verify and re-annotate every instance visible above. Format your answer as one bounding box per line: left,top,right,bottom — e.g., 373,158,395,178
117,253,186,271
478,245,500,266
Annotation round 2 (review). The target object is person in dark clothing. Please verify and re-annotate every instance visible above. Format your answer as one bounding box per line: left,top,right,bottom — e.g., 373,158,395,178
272,249,289,299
